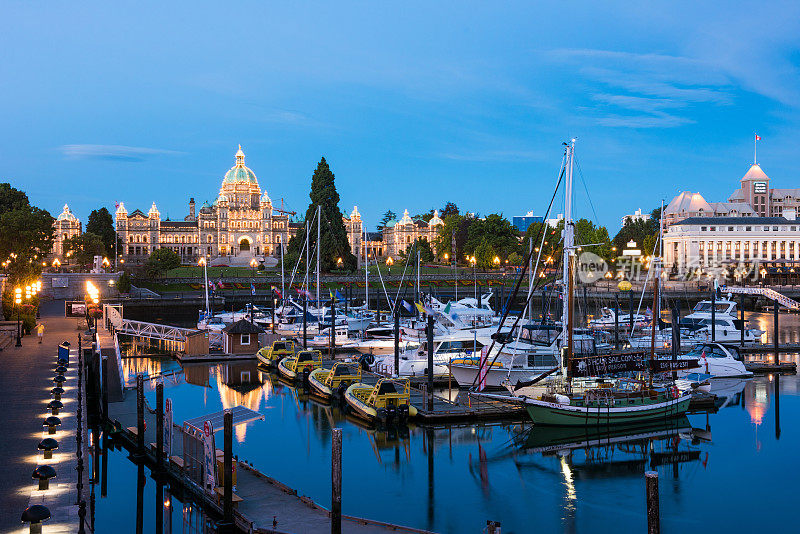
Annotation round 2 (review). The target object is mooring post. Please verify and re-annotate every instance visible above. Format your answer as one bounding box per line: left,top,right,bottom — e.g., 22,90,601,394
156,381,164,471
331,428,342,534
711,289,716,342
330,295,336,359
101,356,109,422
487,520,501,534
135,374,145,458
645,471,660,534
739,294,745,348
773,303,779,364
427,314,434,411
628,290,634,337
136,463,145,534
671,304,679,381
775,372,781,440
302,296,308,349
223,409,233,528
614,292,620,349
394,299,400,378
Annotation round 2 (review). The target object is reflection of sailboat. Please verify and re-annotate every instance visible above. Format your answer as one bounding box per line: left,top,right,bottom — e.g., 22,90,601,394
515,417,700,477
707,377,749,410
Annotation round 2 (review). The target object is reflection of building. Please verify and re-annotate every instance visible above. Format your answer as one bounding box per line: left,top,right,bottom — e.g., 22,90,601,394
115,146,291,263
216,362,269,442
382,209,444,258
52,204,81,258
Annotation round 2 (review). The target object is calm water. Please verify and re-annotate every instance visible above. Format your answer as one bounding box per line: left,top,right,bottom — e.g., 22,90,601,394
92,313,800,533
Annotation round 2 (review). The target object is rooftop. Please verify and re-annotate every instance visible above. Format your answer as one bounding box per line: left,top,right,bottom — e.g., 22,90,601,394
674,216,792,225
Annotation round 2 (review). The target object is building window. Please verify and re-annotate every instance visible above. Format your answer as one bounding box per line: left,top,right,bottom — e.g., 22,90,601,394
746,226,752,231
241,333,250,345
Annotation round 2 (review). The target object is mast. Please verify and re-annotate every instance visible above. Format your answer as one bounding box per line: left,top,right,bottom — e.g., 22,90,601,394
650,199,665,388
417,249,421,303
316,204,321,323
280,239,285,306
561,139,576,380
364,228,369,313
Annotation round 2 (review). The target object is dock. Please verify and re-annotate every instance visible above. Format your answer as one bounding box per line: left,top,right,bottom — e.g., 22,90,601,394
106,391,434,534
745,361,797,373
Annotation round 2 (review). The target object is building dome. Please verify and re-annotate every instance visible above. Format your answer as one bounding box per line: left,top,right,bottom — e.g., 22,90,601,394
664,191,713,216
428,209,443,226
148,201,160,218
115,202,127,217
57,204,78,222
223,145,258,185
742,163,768,182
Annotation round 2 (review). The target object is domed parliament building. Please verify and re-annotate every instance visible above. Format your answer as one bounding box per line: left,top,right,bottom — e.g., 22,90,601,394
115,146,293,264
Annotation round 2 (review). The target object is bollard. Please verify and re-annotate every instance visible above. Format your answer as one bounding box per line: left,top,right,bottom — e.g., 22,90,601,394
156,381,164,470
331,428,342,534
48,400,63,416
21,504,50,534
51,386,64,401
645,471,660,534
135,374,145,458
38,438,58,460
32,465,56,490
487,520,502,534
44,416,61,435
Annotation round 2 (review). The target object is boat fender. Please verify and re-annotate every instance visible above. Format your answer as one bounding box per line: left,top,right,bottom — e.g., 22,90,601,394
554,394,571,405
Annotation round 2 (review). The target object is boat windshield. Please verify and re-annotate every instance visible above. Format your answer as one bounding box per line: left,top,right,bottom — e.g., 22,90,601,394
685,344,731,359
273,342,289,351
692,302,734,313
437,340,484,354
208,317,224,325
517,325,562,346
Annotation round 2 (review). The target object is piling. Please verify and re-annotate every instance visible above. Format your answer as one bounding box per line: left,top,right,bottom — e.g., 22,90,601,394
223,409,233,530
330,296,336,359
628,291,634,336
376,292,382,324
775,373,781,440
303,297,308,349
426,314,434,411
645,471,660,534
614,293,620,349
156,381,164,470
331,428,342,534
487,520,501,534
394,299,400,376
740,294,745,347
101,356,109,422
773,303,779,364
136,374,144,458
711,290,716,342
136,463,145,534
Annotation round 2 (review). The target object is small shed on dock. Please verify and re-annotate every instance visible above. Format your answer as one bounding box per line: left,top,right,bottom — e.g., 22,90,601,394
221,319,264,354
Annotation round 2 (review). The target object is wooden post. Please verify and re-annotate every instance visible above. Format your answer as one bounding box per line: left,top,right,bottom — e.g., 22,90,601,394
302,296,308,349
394,299,400,377
711,289,716,342
773,302,779,364
331,428,342,534
614,293,620,349
427,314,434,411
136,374,144,458
740,294,745,348
156,381,164,470
628,290,634,338
775,372,781,440
645,471,660,534
671,304,679,381
136,463,145,534
101,356,109,421
330,296,336,359
223,409,233,527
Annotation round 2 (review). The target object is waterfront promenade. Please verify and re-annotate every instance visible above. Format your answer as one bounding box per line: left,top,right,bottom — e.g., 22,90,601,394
0,301,87,532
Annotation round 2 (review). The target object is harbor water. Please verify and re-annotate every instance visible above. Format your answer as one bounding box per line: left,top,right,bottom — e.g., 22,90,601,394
91,312,800,533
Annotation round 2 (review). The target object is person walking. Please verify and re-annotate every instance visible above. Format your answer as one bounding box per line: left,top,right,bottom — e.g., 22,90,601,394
36,323,44,344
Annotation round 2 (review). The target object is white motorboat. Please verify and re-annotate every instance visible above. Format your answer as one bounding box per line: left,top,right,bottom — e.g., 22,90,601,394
307,324,355,348
676,343,753,379
590,307,650,330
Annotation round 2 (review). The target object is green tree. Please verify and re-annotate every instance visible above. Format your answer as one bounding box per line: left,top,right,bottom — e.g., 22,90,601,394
0,183,54,284
440,202,459,219
86,207,117,256
117,271,132,293
63,232,106,269
522,221,562,264
464,214,520,259
377,210,397,231
507,252,523,266
402,237,434,262
474,239,497,269
144,248,181,277
286,158,357,272
434,213,473,263
613,219,656,253
574,218,613,261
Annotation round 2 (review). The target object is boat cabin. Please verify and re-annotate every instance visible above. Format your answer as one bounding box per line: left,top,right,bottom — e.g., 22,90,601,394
222,319,265,354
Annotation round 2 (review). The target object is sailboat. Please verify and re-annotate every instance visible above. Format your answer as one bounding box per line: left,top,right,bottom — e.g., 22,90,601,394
491,140,692,426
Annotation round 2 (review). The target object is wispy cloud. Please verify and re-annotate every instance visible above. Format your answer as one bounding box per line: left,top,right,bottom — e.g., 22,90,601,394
549,48,732,128
60,144,183,162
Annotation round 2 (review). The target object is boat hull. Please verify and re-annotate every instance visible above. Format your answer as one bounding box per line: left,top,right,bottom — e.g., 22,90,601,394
450,364,549,389
524,395,691,426
276,358,297,380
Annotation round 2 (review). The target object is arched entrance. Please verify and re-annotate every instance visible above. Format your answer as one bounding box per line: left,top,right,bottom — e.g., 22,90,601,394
239,237,251,252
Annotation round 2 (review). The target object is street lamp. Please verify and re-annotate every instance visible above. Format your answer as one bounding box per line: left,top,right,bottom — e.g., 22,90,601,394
493,256,500,268
470,256,477,299
14,287,22,346
386,256,393,275
198,256,210,318
249,257,259,321
52,258,61,271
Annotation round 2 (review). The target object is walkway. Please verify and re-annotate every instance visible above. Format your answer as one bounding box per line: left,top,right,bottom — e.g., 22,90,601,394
0,301,88,532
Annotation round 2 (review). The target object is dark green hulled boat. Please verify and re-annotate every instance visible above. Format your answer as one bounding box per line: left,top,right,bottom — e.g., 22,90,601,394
522,388,691,426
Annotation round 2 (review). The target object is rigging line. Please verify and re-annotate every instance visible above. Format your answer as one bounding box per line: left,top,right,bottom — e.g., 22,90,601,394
286,209,318,293
392,238,416,306
469,151,567,389
574,156,601,227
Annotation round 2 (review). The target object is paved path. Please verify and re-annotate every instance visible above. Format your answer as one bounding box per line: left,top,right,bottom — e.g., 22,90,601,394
0,301,87,532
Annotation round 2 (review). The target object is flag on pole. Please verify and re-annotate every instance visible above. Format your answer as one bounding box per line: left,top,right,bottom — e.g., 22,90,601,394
415,302,426,315
401,300,414,313
443,302,451,314
329,289,334,300
271,285,282,298
755,134,761,141
335,289,345,301
251,283,256,296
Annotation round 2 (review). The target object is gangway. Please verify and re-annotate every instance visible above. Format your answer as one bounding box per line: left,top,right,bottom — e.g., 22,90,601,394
104,304,223,350
722,286,800,310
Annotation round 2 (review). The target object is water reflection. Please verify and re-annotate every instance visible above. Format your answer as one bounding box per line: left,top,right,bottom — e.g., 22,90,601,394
216,362,271,442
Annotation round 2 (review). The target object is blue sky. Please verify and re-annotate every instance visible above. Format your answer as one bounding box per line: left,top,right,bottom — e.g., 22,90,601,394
2,1,799,231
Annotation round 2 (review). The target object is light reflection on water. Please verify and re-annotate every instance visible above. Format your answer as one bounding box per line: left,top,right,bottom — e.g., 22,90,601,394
92,316,800,534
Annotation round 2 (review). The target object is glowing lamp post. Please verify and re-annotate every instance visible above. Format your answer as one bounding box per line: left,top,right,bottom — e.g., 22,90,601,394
14,287,23,346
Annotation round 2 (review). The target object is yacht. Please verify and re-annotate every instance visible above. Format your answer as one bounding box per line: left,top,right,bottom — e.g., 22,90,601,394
676,343,753,379
590,307,650,330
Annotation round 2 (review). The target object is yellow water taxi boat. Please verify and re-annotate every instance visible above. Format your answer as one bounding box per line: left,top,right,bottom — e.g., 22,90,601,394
307,362,362,400
277,350,323,381
344,378,418,424
257,340,296,368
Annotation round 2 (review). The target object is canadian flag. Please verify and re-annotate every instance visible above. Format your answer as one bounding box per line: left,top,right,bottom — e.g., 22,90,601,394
755,134,761,141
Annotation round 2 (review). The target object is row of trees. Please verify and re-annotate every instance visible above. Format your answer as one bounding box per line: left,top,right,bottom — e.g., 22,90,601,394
62,207,118,268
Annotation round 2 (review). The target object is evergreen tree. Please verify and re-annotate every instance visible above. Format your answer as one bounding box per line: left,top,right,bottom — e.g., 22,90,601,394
286,158,356,272
377,210,397,231
402,237,434,262
86,207,117,256
440,202,459,219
